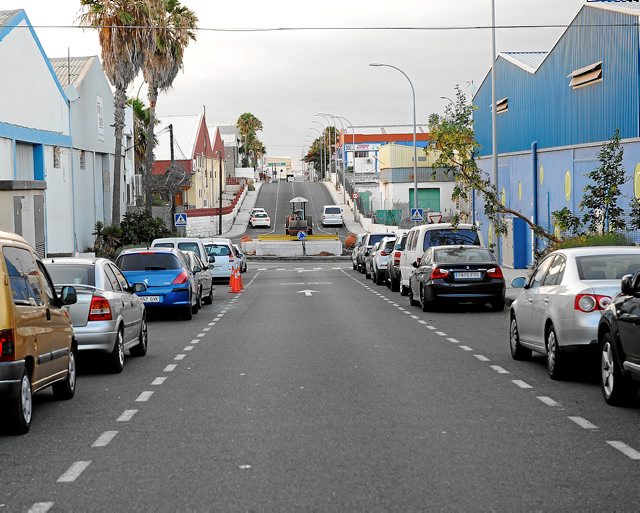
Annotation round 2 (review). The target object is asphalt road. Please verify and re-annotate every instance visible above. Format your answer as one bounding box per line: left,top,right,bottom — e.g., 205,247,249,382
3,261,640,512
241,180,351,241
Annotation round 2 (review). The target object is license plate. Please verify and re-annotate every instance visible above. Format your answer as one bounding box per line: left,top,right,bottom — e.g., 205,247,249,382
141,296,161,303
454,272,482,279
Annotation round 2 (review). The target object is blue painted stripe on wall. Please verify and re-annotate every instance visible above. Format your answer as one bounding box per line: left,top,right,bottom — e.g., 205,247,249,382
0,10,69,103
33,144,44,180
0,122,71,147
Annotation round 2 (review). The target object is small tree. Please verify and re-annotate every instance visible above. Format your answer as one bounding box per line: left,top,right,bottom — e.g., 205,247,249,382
580,129,627,235
631,197,640,230
427,85,558,244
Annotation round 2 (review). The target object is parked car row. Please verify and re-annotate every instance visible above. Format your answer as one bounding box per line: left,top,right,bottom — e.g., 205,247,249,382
0,232,228,434
508,246,640,407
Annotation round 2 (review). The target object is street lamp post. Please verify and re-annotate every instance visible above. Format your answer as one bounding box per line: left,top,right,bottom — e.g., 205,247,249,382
370,62,418,211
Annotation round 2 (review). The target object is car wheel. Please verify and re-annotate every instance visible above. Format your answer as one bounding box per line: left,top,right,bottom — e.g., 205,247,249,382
400,284,409,296
420,286,433,312
409,286,419,306
193,288,202,313
129,316,148,357
203,285,213,305
53,348,77,400
491,299,505,312
391,277,400,293
183,305,193,320
546,324,564,380
375,271,384,286
109,329,125,374
352,261,357,270
365,267,371,279
509,315,531,360
8,368,32,434
601,331,638,406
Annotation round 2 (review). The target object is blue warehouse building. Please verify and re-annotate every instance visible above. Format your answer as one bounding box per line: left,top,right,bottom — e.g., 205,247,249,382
473,2,640,268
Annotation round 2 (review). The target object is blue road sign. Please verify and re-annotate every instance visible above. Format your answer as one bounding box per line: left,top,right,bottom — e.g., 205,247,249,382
410,208,424,222
297,231,307,241
174,213,188,227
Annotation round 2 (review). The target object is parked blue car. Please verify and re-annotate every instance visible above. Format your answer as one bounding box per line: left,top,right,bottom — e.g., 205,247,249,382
115,248,198,320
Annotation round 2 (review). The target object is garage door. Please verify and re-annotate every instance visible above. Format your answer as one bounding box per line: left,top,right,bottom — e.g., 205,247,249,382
409,188,440,211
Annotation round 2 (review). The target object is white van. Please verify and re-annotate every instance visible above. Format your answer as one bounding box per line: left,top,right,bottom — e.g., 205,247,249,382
321,205,344,227
398,223,483,295
151,237,211,266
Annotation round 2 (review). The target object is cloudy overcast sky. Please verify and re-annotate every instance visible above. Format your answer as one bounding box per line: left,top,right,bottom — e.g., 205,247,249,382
12,0,588,165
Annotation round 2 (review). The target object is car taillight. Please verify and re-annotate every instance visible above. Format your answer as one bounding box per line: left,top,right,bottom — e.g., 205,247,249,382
381,250,389,256
0,329,15,362
393,251,401,266
89,295,112,321
172,271,189,284
487,267,503,279
574,294,611,313
431,267,450,280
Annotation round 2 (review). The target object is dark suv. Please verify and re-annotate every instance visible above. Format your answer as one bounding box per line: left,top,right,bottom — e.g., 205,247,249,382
598,271,640,406
386,232,408,292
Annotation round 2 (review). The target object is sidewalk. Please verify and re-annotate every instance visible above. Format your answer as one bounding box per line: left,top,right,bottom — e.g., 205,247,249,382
321,180,364,234
221,182,262,239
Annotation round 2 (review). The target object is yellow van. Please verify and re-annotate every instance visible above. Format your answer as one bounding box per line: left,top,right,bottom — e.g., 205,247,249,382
0,231,78,434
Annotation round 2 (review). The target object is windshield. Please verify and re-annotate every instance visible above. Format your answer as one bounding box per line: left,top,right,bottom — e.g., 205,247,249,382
576,255,640,280
434,247,494,263
368,234,391,246
423,229,480,251
47,264,95,286
206,244,231,257
116,253,181,271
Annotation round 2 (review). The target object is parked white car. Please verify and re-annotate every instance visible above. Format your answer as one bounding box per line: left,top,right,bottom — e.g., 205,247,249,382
509,246,640,380
202,238,239,281
370,236,397,285
250,212,271,228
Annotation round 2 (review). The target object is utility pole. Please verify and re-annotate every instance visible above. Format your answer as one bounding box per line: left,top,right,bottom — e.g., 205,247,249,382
218,151,223,235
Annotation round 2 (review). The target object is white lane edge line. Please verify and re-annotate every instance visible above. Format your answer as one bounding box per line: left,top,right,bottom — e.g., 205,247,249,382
435,331,447,336
491,365,510,374
152,377,167,385
91,430,118,447
568,416,598,429
607,441,640,460
203,327,211,332
116,409,137,422
164,364,177,372
512,379,533,389
174,354,186,360
474,354,490,362
28,502,54,513
135,391,154,402
57,461,92,483
447,337,459,343
459,345,473,351
537,396,560,407
184,346,193,351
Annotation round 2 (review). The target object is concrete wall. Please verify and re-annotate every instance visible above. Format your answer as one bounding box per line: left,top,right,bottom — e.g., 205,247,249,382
242,240,342,256
44,145,74,254
0,138,12,179
186,187,247,237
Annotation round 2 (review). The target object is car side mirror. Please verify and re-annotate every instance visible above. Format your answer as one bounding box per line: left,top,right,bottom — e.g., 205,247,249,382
621,274,634,295
193,265,202,274
511,277,527,289
364,250,370,256
132,282,147,293
412,261,419,268
60,286,77,305
208,256,216,263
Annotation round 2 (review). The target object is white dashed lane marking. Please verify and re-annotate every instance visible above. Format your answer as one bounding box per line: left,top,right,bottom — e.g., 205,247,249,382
491,365,509,374
164,364,177,372
174,354,186,360
447,338,459,344
537,396,560,407
203,327,211,332
607,441,640,460
474,354,490,362
152,377,167,385
418,320,428,325
512,380,533,389
28,503,54,513
117,409,137,422
410,315,419,319
435,331,447,336
197,333,205,338
57,461,91,483
92,431,118,447
426,326,436,330
459,346,473,351
184,346,193,351
191,339,200,343
135,391,154,402
569,416,598,429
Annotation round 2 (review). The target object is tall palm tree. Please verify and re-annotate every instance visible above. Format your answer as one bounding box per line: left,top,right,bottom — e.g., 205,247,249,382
237,112,263,167
79,0,154,224
142,0,197,210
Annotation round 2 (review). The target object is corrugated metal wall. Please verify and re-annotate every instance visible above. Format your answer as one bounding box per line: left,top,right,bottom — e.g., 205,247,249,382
474,5,639,156
379,168,453,183
378,143,439,169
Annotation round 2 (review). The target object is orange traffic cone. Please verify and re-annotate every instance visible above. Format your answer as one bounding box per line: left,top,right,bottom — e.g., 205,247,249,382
229,266,242,293
237,266,244,291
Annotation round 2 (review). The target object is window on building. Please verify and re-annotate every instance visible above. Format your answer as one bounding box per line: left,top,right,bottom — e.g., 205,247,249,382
80,150,86,170
53,147,61,168
355,151,368,158
568,61,602,89
495,97,508,114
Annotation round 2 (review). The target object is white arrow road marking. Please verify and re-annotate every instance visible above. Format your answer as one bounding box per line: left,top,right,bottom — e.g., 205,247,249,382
296,289,318,297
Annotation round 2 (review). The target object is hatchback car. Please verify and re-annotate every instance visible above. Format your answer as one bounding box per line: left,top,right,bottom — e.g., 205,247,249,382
0,231,77,434
409,245,505,311
250,212,271,228
115,248,198,320
183,251,214,307
598,271,640,406
509,246,640,380
355,232,394,274
203,238,238,281
386,232,408,292
370,236,397,285
250,208,267,217
45,257,148,373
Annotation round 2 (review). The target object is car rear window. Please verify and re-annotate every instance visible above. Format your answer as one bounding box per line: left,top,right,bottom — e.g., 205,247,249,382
116,253,181,271
324,207,341,214
368,234,391,246
434,247,494,263
383,240,396,251
423,229,480,250
254,213,268,218
47,264,96,286
575,255,640,280
206,244,231,257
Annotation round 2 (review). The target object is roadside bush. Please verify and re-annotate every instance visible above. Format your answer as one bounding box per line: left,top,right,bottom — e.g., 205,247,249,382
536,232,634,262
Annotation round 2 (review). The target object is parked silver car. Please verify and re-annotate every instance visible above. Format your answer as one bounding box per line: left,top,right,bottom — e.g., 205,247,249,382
370,236,396,285
184,251,214,308
233,244,248,273
509,247,640,379
44,257,148,373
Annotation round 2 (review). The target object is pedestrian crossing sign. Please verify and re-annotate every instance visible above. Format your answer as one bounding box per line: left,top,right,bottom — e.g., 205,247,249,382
174,213,188,227
410,208,424,222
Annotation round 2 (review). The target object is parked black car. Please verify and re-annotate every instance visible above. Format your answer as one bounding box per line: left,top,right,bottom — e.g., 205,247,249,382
408,245,505,311
598,271,640,406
